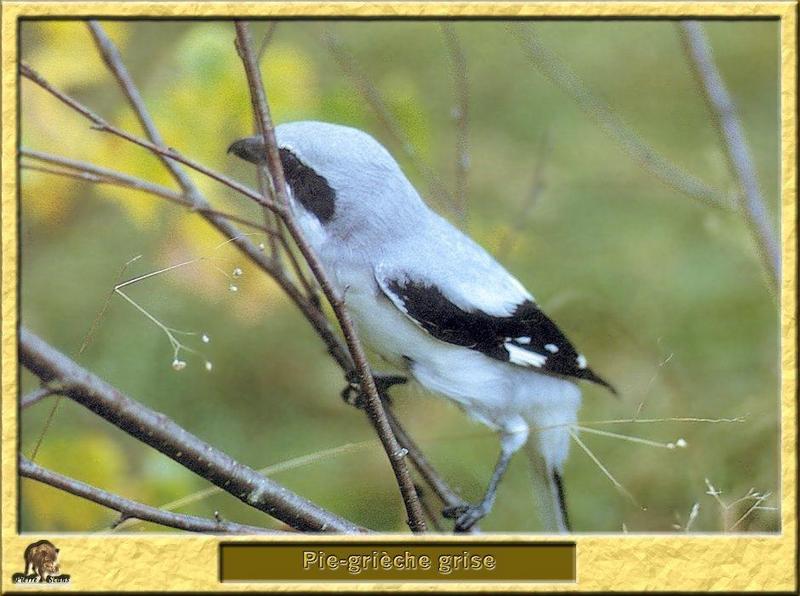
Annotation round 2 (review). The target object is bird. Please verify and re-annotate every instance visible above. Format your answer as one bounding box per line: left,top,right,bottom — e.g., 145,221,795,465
228,121,615,533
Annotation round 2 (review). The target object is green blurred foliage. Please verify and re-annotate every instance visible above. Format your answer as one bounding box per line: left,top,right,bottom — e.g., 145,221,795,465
19,19,779,534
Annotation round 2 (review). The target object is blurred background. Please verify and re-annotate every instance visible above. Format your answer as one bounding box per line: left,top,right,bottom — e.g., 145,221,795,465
19,19,780,533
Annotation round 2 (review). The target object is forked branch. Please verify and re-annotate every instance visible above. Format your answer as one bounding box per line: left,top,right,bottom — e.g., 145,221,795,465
20,456,284,535
234,21,426,533
19,327,364,534
19,21,456,533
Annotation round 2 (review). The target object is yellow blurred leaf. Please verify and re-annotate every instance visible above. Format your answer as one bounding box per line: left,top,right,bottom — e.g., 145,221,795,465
25,434,129,530
26,21,130,90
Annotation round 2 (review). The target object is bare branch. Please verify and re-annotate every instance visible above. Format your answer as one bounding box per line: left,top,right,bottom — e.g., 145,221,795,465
441,23,470,221
251,21,288,266
21,60,352,373
20,456,284,535
20,386,57,409
257,21,279,61
385,408,463,510
678,21,779,290
414,483,445,532
511,24,733,211
234,21,427,533
22,34,460,529
20,63,272,211
19,327,365,534
88,21,202,202
21,150,270,233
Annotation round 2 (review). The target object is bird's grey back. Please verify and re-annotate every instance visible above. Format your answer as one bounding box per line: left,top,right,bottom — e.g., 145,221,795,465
274,122,532,308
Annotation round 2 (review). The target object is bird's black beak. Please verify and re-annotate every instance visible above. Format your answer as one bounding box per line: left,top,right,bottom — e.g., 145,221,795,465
227,136,267,165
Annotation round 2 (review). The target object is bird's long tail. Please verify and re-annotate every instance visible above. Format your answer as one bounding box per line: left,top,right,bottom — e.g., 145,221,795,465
524,440,570,533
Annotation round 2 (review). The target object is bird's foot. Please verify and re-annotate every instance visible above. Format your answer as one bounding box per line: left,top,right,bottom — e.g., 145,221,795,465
442,502,489,532
340,371,407,408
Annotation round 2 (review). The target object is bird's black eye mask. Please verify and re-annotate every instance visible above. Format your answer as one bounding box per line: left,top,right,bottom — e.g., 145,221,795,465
227,137,336,224
277,148,336,223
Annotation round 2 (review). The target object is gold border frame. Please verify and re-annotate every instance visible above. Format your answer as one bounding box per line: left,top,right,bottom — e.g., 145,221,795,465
1,2,796,592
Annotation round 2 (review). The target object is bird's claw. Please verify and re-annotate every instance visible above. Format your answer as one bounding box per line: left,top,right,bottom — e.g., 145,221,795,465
443,502,488,532
340,381,364,408
340,372,407,408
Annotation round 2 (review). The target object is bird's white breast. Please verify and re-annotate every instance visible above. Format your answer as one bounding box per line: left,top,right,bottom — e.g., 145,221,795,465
291,200,580,467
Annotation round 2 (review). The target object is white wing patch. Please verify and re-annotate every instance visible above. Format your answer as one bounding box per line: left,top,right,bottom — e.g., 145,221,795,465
505,342,548,368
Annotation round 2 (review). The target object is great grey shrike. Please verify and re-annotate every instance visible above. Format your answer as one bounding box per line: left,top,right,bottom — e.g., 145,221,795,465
228,121,615,533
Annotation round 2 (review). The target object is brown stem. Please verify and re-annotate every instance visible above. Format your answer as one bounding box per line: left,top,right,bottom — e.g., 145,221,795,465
385,408,464,509
512,23,733,211
20,386,57,409
257,22,279,62
234,21,426,533
21,151,269,233
678,21,779,291
20,456,285,535
19,328,364,534
22,37,459,530
21,58,351,370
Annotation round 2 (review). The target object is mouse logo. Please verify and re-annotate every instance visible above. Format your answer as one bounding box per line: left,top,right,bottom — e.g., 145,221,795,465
11,540,70,584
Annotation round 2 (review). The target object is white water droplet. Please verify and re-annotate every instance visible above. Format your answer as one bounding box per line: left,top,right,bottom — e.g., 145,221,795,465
172,359,187,371
676,438,687,448
229,284,238,293
258,242,266,252
232,267,243,278
205,361,213,372
202,334,210,344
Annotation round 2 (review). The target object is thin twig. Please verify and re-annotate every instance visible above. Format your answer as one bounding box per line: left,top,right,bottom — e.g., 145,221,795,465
21,62,273,210
385,407,463,509
29,394,64,462
251,20,285,264
234,21,426,533
20,386,57,409
257,22,279,61
19,327,364,533
511,24,733,211
678,21,779,291
114,439,375,532
21,151,270,233
20,456,283,534
89,21,203,203
415,484,445,532
255,166,281,257
23,38,459,527
21,60,351,374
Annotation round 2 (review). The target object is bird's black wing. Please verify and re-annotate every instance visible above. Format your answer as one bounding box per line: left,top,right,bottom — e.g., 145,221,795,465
376,270,616,393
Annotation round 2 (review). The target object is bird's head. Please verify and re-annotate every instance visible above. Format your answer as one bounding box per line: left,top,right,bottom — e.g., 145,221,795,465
228,121,424,241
